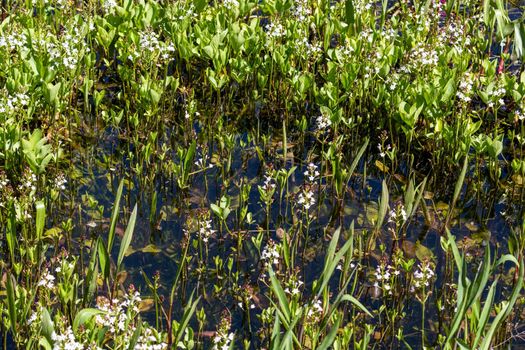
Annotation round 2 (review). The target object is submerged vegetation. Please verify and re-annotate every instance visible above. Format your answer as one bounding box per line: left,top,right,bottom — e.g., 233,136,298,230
0,0,525,348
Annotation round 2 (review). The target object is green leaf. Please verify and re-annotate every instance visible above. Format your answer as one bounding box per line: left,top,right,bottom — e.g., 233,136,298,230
84,245,99,306
480,258,523,350
269,268,291,322
441,76,456,102
6,274,17,337
317,314,341,350
348,138,369,180
174,292,200,346
6,206,16,263
108,180,125,252
127,318,142,350
472,280,498,348
38,338,52,350
317,227,354,298
97,237,110,281
45,82,61,106
35,201,45,240
40,308,54,344
183,140,197,181
375,180,389,231
345,0,355,25
73,308,104,333
415,241,434,261
117,204,138,270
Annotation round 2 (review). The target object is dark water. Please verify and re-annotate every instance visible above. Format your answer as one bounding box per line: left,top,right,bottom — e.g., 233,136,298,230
55,114,525,349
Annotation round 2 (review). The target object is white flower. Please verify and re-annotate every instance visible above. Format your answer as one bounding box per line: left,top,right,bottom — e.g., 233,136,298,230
261,240,280,267
265,22,286,38
316,113,331,130
262,172,276,192
198,219,215,243
304,163,319,183
297,188,315,210
223,0,239,10
292,0,311,21
411,261,435,292
51,327,83,350
38,270,55,289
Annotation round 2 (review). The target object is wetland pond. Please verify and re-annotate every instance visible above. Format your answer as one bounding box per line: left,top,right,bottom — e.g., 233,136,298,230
1,0,525,349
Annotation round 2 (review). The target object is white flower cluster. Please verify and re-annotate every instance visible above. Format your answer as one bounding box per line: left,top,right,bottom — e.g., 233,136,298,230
409,46,438,67
438,21,472,54
297,188,315,210
137,30,175,61
373,263,400,296
292,0,311,21
212,318,234,350
51,326,83,350
195,155,213,169
95,299,129,334
316,113,331,131
0,176,8,208
261,172,276,192
298,163,318,211
223,0,239,11
103,0,118,12
198,219,215,243
295,37,323,59
261,239,280,267
305,299,323,324
487,86,506,108
135,327,167,350
61,32,84,70
381,28,397,42
0,31,26,51
304,163,319,183
265,22,286,38
377,143,391,158
23,170,37,193
284,276,304,296
411,261,435,292
456,75,474,103
175,3,197,21
0,91,30,114
28,310,39,325
94,290,141,335
353,0,374,14
38,269,56,289
338,40,355,61
140,31,162,53
388,204,407,225
359,29,374,44
41,28,88,71
0,176,8,190
55,174,67,191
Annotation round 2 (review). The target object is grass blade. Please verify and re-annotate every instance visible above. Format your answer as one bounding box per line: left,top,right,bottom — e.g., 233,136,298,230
269,268,291,322
108,180,124,252
375,180,389,232
117,204,137,270
6,273,17,337
35,201,45,240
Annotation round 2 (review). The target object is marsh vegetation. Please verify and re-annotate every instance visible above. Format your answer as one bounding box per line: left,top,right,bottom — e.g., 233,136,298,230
0,0,525,348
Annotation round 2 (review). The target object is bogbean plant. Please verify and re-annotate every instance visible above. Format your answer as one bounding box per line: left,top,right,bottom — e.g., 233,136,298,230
0,0,525,349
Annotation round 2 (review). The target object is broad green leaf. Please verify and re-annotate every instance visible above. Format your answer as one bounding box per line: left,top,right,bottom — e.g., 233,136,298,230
73,308,104,333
